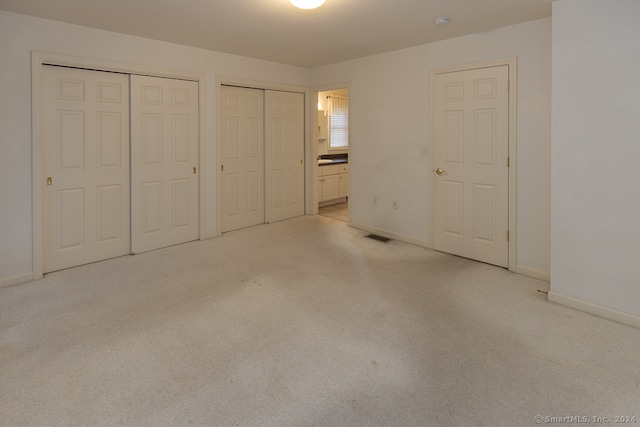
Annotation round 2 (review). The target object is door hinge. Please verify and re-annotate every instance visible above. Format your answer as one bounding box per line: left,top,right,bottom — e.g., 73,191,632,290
507,156,510,167
193,166,197,174
507,230,510,242
507,81,511,93
221,164,224,172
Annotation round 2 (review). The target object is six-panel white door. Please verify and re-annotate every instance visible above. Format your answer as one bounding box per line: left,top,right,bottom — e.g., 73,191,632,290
42,66,131,273
220,86,265,232
130,75,199,253
433,65,510,268
265,90,305,223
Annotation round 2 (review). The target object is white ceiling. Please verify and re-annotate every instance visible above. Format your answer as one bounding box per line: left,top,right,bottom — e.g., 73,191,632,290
0,0,552,68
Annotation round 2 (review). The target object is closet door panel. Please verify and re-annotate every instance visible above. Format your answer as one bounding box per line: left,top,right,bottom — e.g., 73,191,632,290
42,65,130,273
265,90,305,223
220,86,265,232
131,75,199,253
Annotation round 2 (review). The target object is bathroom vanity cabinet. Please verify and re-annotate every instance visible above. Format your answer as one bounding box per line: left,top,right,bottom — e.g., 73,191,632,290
319,163,348,202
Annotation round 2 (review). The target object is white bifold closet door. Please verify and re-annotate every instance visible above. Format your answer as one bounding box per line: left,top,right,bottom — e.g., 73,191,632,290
220,86,304,233
130,75,199,254
42,67,199,273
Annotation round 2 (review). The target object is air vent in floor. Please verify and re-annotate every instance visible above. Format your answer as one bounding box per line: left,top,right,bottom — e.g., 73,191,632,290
365,234,391,243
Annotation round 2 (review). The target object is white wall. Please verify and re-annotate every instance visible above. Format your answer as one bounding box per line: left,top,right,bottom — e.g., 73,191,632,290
550,0,640,322
310,18,552,277
0,11,309,286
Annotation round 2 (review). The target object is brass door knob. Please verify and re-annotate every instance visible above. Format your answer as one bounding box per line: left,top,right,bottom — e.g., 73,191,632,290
435,168,446,175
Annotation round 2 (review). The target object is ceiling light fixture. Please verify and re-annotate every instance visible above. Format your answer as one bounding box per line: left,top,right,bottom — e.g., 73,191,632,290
289,0,326,10
433,17,449,26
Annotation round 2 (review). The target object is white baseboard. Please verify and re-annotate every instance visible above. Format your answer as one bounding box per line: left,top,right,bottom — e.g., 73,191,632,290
515,265,550,282
0,273,34,289
349,222,430,248
548,291,640,329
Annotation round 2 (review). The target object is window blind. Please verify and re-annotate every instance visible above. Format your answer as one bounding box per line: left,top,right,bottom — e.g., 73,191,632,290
329,96,348,149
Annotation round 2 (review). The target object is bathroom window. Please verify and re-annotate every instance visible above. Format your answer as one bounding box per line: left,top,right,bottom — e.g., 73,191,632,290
329,95,348,150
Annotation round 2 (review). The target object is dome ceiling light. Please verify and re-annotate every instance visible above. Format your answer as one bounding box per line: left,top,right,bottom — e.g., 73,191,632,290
289,0,326,10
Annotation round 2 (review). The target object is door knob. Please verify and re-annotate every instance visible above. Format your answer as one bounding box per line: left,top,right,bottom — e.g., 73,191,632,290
435,168,446,175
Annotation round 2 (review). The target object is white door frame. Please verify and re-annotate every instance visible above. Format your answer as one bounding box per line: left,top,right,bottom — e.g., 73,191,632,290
31,51,206,279
215,76,311,236
430,57,517,272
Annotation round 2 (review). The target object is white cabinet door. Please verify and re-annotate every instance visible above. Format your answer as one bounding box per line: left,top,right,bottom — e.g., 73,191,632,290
433,65,509,267
43,66,130,273
130,75,199,253
317,110,328,139
339,173,349,198
320,175,340,201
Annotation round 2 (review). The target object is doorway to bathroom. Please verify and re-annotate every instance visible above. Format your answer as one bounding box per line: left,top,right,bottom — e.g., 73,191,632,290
317,88,349,223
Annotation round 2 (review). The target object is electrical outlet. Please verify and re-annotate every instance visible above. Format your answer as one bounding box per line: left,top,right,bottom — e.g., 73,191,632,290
392,200,398,209
373,196,378,206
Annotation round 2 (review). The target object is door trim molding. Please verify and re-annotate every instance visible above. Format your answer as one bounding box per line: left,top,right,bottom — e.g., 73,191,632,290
429,56,517,272
215,76,311,236
31,51,206,279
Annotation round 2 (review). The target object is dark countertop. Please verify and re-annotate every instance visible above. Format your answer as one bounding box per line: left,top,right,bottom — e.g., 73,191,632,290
318,153,348,165
318,158,348,165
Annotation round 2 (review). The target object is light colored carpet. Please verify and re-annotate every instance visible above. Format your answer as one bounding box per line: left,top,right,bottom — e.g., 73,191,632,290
1,216,639,426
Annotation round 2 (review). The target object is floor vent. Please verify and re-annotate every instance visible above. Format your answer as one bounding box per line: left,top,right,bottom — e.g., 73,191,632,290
365,234,391,243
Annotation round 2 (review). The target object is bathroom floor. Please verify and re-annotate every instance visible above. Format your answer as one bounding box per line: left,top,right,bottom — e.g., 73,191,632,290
318,201,348,223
